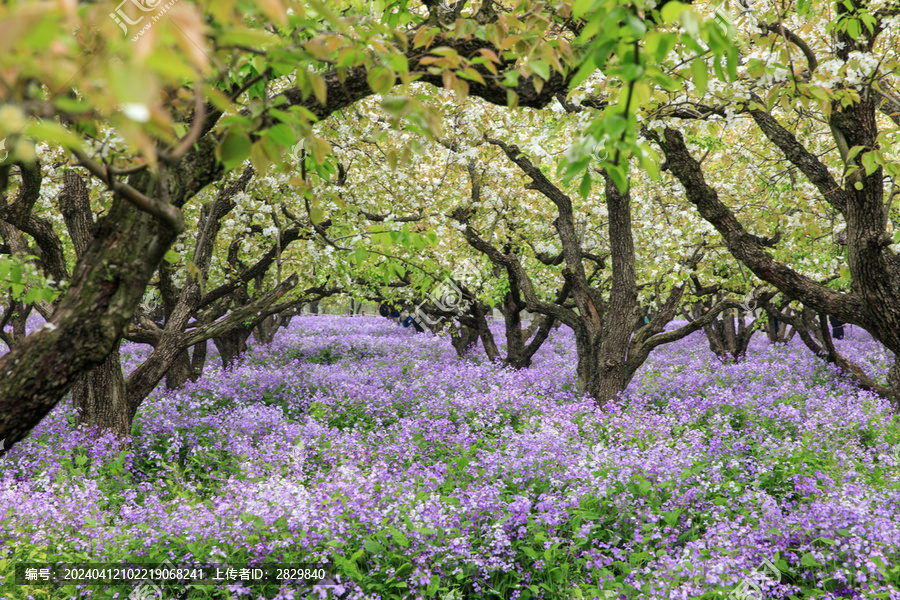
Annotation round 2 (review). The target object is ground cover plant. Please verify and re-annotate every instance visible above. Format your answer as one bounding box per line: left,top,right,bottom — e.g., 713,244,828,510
1,315,899,599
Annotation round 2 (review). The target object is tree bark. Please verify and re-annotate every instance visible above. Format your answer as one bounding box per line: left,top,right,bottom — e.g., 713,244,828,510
0,189,182,450
72,340,129,439
190,340,207,379
450,323,480,357
165,350,194,390
693,297,760,362
213,327,252,369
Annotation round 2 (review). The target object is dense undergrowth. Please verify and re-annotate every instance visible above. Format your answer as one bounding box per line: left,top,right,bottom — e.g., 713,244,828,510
1,316,899,599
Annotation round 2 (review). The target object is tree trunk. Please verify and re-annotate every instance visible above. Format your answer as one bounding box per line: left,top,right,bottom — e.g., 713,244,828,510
766,303,795,343
165,349,193,390
190,341,207,380
888,358,900,411
253,314,283,344
589,355,631,403
213,327,251,369
72,341,130,439
0,300,32,352
699,301,759,362
0,192,181,450
458,146,735,407
125,276,299,408
501,289,526,364
450,324,479,357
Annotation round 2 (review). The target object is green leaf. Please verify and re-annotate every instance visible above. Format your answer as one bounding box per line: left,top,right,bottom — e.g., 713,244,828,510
846,145,866,162
163,250,180,263
726,45,738,80
620,63,645,82
363,539,383,554
861,151,879,176
661,1,688,23
24,120,85,152
354,247,367,266
218,29,279,47
605,163,629,193
426,575,440,596
691,57,708,97
800,552,821,567
811,537,836,546
579,171,592,197
395,563,413,578
572,0,594,19
217,128,252,172
24,287,42,305
381,96,411,117
530,60,550,81
605,115,628,138
266,123,296,146
389,527,409,548
367,67,396,94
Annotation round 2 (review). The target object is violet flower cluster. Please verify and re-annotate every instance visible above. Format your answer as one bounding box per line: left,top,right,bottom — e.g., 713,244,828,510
1,316,899,599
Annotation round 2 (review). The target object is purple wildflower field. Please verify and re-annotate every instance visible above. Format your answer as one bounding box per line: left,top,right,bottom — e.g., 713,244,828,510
2,315,900,600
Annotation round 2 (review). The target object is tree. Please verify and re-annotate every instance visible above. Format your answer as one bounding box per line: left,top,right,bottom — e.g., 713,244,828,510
643,0,900,403
454,139,737,404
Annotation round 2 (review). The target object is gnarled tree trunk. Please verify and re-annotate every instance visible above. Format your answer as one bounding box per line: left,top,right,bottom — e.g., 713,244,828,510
72,340,130,438
165,350,194,390
690,296,760,362
213,327,252,369
449,323,480,357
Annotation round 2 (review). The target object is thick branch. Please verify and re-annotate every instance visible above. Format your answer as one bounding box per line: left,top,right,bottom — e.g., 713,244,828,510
745,101,849,214
650,126,868,326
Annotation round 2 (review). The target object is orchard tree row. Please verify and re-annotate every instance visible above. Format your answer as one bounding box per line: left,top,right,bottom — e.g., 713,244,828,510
0,0,898,451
